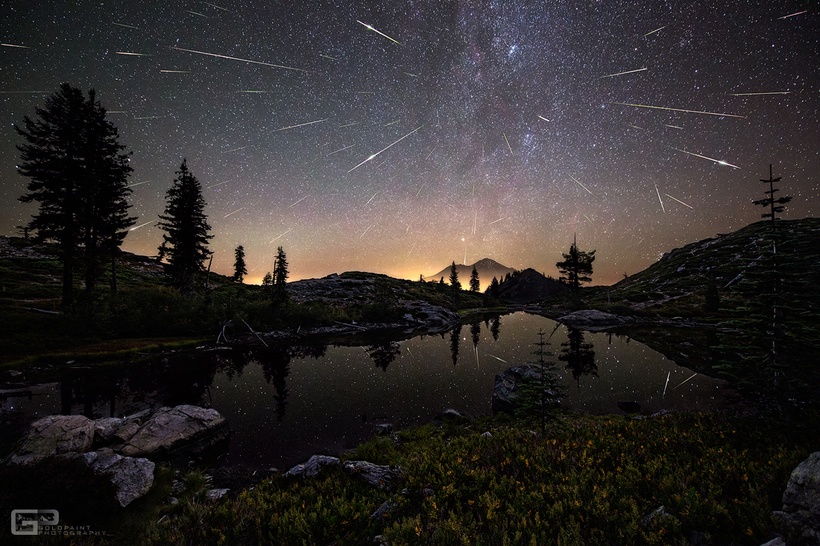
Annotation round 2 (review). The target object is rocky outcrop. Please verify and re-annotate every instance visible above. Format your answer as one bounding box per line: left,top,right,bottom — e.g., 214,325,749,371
7,414,95,466
58,448,155,507
285,454,402,491
116,405,229,458
773,451,820,543
557,310,634,331
492,366,560,415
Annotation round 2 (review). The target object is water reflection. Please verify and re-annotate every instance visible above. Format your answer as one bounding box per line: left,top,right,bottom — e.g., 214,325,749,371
2,313,730,469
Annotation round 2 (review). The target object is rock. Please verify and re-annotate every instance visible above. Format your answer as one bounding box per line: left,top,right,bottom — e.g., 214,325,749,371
432,409,466,422
59,448,155,507
374,423,394,436
481,432,493,438
118,405,229,459
206,488,230,501
773,451,820,543
370,500,397,521
759,538,786,546
492,366,560,415
641,505,673,528
285,455,402,491
7,415,95,466
557,310,633,331
284,455,341,478
94,417,124,444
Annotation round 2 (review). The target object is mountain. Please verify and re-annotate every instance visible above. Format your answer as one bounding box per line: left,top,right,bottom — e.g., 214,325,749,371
423,258,516,291
495,268,569,303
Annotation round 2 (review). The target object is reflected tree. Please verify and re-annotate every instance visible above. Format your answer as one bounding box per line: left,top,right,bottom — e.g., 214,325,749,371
490,316,501,341
449,324,462,366
259,346,292,422
470,322,481,349
366,342,401,372
559,327,597,385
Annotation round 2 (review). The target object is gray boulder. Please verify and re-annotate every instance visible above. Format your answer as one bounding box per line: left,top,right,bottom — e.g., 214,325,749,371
557,310,632,331
59,448,155,507
118,405,229,458
286,455,402,491
7,414,95,466
773,451,820,543
492,365,560,415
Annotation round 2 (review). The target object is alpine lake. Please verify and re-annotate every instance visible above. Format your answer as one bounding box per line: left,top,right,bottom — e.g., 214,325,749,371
1,312,728,470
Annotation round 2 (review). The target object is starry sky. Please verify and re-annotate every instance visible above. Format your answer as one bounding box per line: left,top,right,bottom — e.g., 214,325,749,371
1,1,818,285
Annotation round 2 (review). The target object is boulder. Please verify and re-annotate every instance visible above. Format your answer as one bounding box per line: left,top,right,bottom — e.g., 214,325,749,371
7,415,95,466
557,310,633,331
492,365,560,415
285,455,402,491
433,408,466,422
118,405,229,459
773,451,820,543
58,448,155,507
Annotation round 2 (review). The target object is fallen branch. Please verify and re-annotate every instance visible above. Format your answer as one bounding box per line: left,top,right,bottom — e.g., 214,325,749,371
241,317,268,347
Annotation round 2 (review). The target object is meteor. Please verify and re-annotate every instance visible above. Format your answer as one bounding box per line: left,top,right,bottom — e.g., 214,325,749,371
112,23,141,30
415,182,426,197
537,115,550,122
642,25,666,38
348,125,423,173
129,220,155,231
223,208,244,218
662,371,670,398
503,132,513,155
728,91,791,96
237,90,273,93
407,242,416,256
384,119,400,127
359,224,373,238
356,20,404,47
673,373,698,389
777,10,807,19
127,180,150,187
133,115,165,119
290,196,308,207
269,228,291,243
338,122,359,128
0,90,48,94
202,2,231,11
583,214,594,224
664,193,694,209
609,101,745,118
272,118,327,132
160,70,191,73
206,180,230,189
223,145,252,153
2,43,31,48
488,217,506,225
669,147,740,169
320,54,339,60
187,10,207,17
654,183,665,213
365,192,379,205
404,72,418,77
116,51,150,56
424,145,437,160
170,46,313,73
599,67,647,79
569,174,593,195
664,124,683,129
326,144,355,156
487,354,507,363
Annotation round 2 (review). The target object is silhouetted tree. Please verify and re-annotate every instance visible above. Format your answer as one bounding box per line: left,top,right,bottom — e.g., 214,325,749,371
753,164,791,226
16,83,135,304
489,276,500,297
157,160,212,290
233,245,247,283
366,342,401,372
470,322,481,349
449,261,461,305
272,246,289,303
469,266,480,292
515,329,566,432
556,235,595,290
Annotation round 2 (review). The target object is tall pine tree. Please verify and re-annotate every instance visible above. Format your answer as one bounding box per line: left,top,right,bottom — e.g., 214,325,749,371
16,83,135,304
515,329,565,432
556,235,595,290
233,245,247,283
469,265,480,292
272,246,289,303
156,160,212,290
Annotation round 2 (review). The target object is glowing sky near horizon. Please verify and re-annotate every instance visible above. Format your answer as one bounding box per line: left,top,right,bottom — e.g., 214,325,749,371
0,1,818,285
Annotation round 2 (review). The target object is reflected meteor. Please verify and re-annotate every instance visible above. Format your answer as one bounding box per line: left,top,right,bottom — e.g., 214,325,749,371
348,125,423,173
356,20,404,47
669,147,740,169
610,101,745,118
171,46,313,73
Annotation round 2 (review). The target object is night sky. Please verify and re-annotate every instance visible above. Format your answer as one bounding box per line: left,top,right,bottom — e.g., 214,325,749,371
1,1,818,285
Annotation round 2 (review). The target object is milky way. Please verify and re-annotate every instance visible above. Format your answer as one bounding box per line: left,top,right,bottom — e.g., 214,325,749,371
1,1,818,284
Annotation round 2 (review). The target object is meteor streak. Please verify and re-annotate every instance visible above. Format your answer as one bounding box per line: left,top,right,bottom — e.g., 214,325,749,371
133,115,165,119
488,217,506,225
664,193,694,209
537,115,550,122
583,214,593,224
223,207,244,218
673,373,698,389
384,120,400,127
206,180,230,189
569,174,593,195
338,122,359,128
187,10,207,17
272,118,327,132
320,54,339,60
642,25,666,37
356,20,404,47
160,70,191,73
326,144,354,156
365,192,378,205
269,229,291,243
127,180,149,187
610,101,745,118
415,182,426,197
202,2,230,11
599,67,647,78
669,147,740,169
112,23,141,30
778,10,807,19
503,132,513,155
223,145,252,153
359,224,373,238
654,183,665,213
116,51,150,56
2,43,31,48
170,46,313,73
129,220,155,231
407,242,416,256
290,196,308,207
728,91,791,96
424,145,437,160
488,354,507,363
664,124,683,129
237,90,273,93
662,371,670,398
348,125,423,173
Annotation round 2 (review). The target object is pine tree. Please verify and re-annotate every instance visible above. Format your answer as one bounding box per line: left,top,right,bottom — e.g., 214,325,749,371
16,83,135,304
272,246,289,303
515,329,565,432
449,261,461,306
489,276,500,297
469,265,480,292
156,160,213,290
233,245,247,283
556,235,595,290
753,165,791,225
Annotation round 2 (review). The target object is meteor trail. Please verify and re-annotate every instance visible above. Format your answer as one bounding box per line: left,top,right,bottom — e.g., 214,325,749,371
415,182,426,196
673,373,698,389
127,180,150,187
129,220,155,231
290,195,308,207
206,180,230,189
320,54,339,60
424,145,437,160
609,101,745,118
112,23,141,30
223,145,252,153
272,118,327,132
2,43,31,48
202,2,230,11
170,46,313,73
384,120,400,127
728,91,791,96
160,70,191,73
583,213,594,224
407,242,416,256
356,20,404,47
777,10,807,19
348,125,423,173
223,208,244,218
654,183,665,213
116,51,150,56
665,124,683,129
669,147,740,169
537,115,550,122
359,224,373,239
662,371,670,398
503,132,513,155
269,229,291,243
642,25,666,37
187,10,207,17
664,193,694,209
599,67,647,78
488,354,507,363
365,192,378,205
133,115,165,119
488,217,506,225
338,122,359,128
569,174,593,195
326,144,354,156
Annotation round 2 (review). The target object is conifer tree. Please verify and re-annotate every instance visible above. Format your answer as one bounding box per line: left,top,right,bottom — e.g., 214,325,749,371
556,235,595,290
449,261,461,306
16,83,135,304
272,246,289,303
233,245,247,283
515,329,565,432
469,265,480,292
156,160,212,290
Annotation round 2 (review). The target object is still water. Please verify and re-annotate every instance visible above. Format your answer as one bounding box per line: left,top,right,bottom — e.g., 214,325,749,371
2,313,726,469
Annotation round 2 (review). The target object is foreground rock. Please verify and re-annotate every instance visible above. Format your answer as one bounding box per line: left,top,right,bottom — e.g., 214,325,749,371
58,448,155,507
773,451,820,543
117,405,229,458
7,414,95,466
557,310,634,331
285,455,402,491
492,366,560,415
